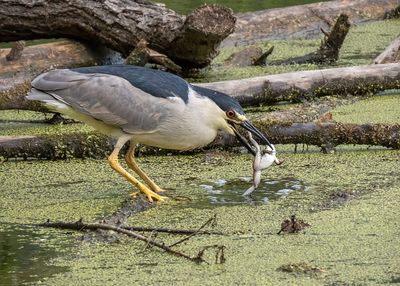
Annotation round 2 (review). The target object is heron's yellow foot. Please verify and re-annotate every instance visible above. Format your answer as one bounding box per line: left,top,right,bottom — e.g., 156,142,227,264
150,184,166,193
135,185,166,202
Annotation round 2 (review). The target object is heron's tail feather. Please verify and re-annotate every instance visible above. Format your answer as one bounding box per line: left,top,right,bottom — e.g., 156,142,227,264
26,88,54,101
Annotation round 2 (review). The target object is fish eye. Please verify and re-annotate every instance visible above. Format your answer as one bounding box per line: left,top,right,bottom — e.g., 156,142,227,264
226,110,236,118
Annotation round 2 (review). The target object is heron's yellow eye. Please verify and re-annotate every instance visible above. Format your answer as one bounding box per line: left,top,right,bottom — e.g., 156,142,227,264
226,110,236,118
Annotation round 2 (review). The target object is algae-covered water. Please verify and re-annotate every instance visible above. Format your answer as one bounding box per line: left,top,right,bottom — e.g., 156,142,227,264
1,143,399,285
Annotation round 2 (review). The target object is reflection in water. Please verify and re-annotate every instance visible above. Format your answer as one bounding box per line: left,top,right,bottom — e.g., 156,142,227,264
0,225,68,286
199,178,311,205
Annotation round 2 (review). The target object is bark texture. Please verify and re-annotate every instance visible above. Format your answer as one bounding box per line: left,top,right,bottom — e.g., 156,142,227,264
222,0,399,47
1,121,399,160
0,0,235,68
197,63,400,105
258,122,400,153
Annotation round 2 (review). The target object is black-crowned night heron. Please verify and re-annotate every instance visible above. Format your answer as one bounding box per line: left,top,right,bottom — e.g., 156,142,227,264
27,65,273,202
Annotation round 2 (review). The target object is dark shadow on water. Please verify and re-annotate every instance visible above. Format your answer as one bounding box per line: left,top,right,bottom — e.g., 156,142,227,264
0,224,69,286
197,177,312,206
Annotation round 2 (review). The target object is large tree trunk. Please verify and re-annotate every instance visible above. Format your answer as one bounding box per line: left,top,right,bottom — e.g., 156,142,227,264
222,0,399,47
0,1,235,69
197,63,400,106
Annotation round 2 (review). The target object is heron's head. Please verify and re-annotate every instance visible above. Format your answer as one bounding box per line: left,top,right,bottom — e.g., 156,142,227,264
192,86,273,156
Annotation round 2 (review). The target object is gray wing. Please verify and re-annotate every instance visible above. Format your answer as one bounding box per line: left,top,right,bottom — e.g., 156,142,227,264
30,69,181,133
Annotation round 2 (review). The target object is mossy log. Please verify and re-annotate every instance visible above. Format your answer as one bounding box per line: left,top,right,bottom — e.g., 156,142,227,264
0,0,235,69
374,37,400,64
197,63,400,106
0,134,113,160
257,122,400,153
0,40,98,112
1,120,399,160
222,0,399,47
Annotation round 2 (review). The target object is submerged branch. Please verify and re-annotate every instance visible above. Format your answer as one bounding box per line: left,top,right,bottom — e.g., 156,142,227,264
39,220,199,262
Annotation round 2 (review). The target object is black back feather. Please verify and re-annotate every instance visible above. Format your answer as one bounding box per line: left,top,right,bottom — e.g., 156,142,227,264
72,65,244,114
71,65,190,103
191,85,244,115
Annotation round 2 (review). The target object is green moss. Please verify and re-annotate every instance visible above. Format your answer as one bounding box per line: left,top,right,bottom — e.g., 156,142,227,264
332,94,400,124
0,110,94,136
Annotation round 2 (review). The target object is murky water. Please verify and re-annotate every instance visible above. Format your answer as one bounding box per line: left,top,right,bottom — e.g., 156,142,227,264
199,178,311,205
0,224,69,286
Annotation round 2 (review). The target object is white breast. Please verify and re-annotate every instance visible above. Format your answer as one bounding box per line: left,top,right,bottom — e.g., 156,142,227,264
133,88,228,150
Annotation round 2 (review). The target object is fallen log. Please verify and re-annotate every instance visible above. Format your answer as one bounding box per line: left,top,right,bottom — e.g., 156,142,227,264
222,0,399,47
2,61,399,111
0,1,235,68
197,63,400,105
0,134,113,160
374,37,400,64
0,40,98,112
1,121,399,160
258,122,400,153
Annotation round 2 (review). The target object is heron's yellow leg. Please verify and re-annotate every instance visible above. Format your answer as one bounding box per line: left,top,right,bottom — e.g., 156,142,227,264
125,142,164,193
108,137,165,202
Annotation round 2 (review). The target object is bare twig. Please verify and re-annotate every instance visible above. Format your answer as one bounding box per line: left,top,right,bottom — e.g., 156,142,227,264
39,220,202,263
193,245,226,264
122,225,223,235
169,215,218,248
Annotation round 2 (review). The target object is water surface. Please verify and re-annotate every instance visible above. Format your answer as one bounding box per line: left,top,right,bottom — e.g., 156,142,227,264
199,177,312,205
0,224,70,286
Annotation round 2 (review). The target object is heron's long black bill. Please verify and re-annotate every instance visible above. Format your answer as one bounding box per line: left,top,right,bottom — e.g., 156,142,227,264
241,120,274,150
233,128,256,156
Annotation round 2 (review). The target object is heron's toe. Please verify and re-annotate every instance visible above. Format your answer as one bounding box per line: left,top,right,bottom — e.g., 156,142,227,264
153,187,167,193
149,193,167,202
133,185,167,203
